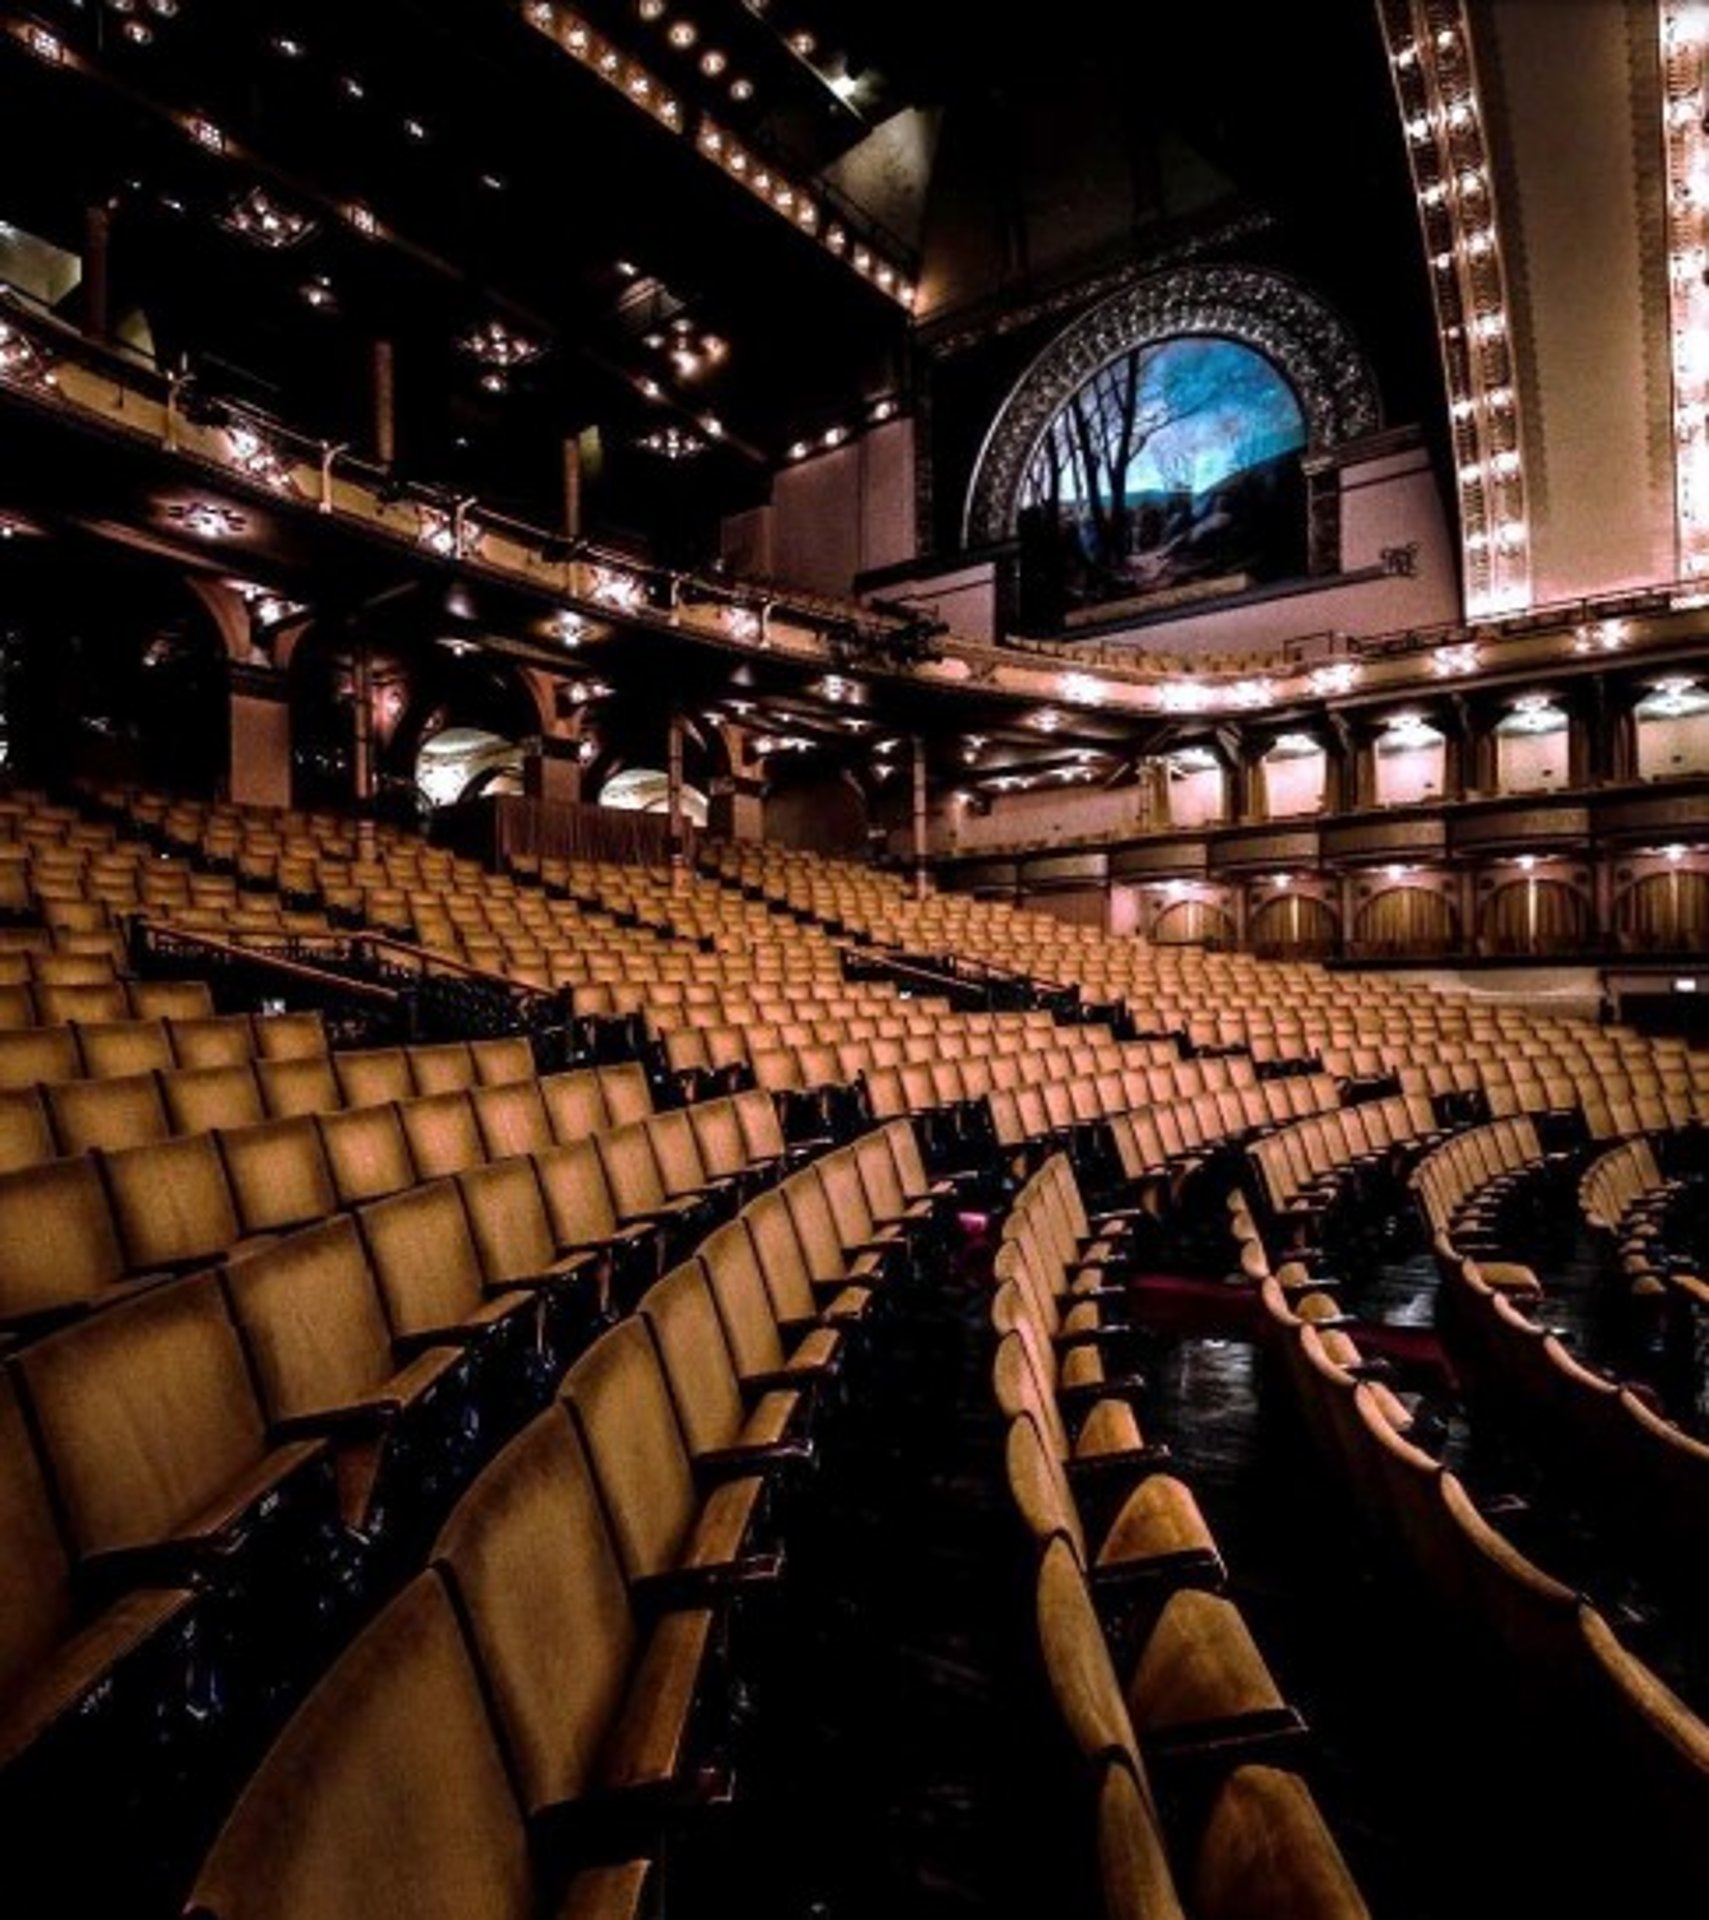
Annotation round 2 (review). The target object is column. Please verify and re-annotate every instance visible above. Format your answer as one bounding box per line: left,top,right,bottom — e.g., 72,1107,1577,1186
1443,696,1470,804
667,709,686,886
912,735,929,900
83,203,112,343
351,641,377,857
227,664,292,809
372,340,397,468
522,737,583,806
1324,717,1353,815
562,435,584,540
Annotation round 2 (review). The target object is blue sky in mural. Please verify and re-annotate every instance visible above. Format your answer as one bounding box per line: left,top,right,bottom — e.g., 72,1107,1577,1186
1060,338,1305,504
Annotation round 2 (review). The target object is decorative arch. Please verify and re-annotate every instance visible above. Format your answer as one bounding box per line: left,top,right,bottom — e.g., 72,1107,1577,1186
1478,879,1590,956
1150,898,1235,950
1616,870,1709,952
1354,886,1457,957
964,265,1381,549
1250,892,1338,961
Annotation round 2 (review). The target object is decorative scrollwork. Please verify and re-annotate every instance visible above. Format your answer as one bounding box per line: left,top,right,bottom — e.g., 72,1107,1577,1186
963,265,1381,549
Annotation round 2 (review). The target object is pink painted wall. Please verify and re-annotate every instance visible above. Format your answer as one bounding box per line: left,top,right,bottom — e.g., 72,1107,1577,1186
229,691,292,810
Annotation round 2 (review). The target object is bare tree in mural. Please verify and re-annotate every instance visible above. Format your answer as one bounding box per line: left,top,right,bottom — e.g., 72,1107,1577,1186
1020,339,1306,607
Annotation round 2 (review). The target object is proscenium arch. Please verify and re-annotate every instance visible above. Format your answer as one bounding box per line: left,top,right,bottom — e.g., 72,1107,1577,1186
964,265,1382,549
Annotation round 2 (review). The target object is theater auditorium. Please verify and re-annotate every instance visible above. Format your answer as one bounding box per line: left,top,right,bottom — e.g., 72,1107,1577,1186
1,2,1708,1915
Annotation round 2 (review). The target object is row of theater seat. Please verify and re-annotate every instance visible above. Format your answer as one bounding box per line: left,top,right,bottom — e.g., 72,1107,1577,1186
0,1006,330,1092
0,1043,635,1166
990,1158,1370,1919
0,976,219,1032
172,1120,950,1920
1245,1092,1448,1223
1,1105,945,1911
1580,1134,1675,1244
1409,1115,1554,1250
0,1069,805,1335
1249,1214,1709,1906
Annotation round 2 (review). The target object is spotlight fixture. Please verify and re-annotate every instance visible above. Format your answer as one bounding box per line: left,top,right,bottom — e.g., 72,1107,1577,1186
226,422,299,493
167,501,248,539
0,322,58,392
457,318,545,385
637,426,707,460
219,186,318,251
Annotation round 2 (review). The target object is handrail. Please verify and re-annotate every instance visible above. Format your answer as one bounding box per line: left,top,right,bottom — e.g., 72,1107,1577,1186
349,932,560,1009
138,920,401,1006
7,288,1709,711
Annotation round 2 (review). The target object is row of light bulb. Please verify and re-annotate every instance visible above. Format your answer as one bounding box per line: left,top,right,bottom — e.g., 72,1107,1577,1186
1389,5,1530,618
521,2,915,308
1661,8,1709,578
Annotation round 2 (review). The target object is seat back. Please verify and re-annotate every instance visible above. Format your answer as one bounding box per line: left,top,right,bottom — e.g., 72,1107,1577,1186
816,1149,878,1248
318,1105,415,1207
854,1128,907,1221
0,1085,54,1173
222,1217,397,1422
104,1132,242,1274
46,1072,171,1156
432,1408,638,1817
171,1014,260,1071
334,1049,414,1109
472,1082,554,1161
0,1154,128,1325
646,1110,712,1200
541,1070,609,1145
358,1181,490,1338
698,1225,786,1378
407,1043,477,1095
742,1189,819,1323
470,1037,535,1088
185,1573,533,1920
77,1019,175,1079
16,1268,275,1558
1004,1411,1087,1562
597,1121,669,1219
0,1026,80,1091
457,1159,559,1284
398,1092,487,1180
782,1167,848,1280
0,1372,79,1708
733,1088,787,1162
163,1064,266,1136
1191,1765,1368,1920
128,980,215,1023
218,1116,339,1236
598,1063,653,1127
689,1098,750,1180
1035,1532,1140,1769
534,1140,622,1248
560,1319,696,1581
640,1262,748,1455
257,1053,342,1119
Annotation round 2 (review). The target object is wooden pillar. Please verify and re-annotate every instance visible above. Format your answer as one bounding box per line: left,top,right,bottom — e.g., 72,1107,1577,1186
667,709,686,886
83,203,111,343
227,664,292,810
562,435,583,540
372,339,397,468
352,641,377,857
912,735,929,900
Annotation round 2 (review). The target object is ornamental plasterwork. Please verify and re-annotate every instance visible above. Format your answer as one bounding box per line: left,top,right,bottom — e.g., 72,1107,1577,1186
963,264,1381,548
